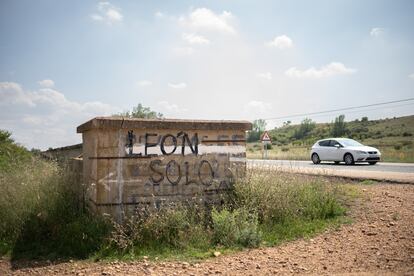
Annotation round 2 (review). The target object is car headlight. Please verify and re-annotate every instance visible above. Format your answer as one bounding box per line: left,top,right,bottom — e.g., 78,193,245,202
355,150,367,154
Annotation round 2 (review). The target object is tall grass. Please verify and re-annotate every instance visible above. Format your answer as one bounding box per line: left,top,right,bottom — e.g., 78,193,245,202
233,169,346,246
0,158,109,259
0,158,347,260
247,144,310,160
234,170,344,224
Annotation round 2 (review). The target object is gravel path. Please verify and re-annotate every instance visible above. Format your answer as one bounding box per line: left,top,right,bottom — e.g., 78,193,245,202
1,183,413,275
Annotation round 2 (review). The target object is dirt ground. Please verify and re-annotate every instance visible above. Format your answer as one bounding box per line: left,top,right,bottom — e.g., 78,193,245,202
1,183,413,275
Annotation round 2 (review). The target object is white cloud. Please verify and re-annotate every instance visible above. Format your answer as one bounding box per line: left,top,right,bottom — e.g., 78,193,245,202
158,101,188,114
244,101,272,114
91,2,123,24
0,81,119,149
256,72,272,80
179,8,236,34
22,116,44,126
182,33,210,45
106,9,122,22
285,62,356,79
137,80,152,87
155,11,164,18
0,84,117,115
38,79,55,88
266,35,293,49
370,27,385,37
0,82,34,106
168,82,187,89
90,14,104,21
409,73,414,79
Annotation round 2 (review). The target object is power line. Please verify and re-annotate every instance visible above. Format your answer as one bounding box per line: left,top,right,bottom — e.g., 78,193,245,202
304,102,414,117
279,102,414,120
263,97,414,121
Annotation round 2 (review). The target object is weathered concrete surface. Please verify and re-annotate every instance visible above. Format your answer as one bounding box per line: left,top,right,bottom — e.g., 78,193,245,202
41,143,82,162
77,117,252,219
77,117,252,132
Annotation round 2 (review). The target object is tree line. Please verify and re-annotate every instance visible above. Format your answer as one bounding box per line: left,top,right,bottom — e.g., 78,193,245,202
247,115,350,143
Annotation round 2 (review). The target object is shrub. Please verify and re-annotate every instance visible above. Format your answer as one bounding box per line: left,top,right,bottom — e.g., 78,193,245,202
211,208,237,246
402,132,412,137
211,207,261,248
281,147,289,152
106,203,211,254
0,130,31,171
394,144,402,150
141,207,192,248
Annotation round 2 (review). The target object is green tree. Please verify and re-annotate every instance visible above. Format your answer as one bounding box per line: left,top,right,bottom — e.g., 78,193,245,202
283,120,291,127
331,115,347,137
247,119,267,142
253,119,267,133
0,130,31,170
117,103,164,119
293,118,316,139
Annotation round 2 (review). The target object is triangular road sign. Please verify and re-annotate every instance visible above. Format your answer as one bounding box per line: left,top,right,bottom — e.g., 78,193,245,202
261,131,271,142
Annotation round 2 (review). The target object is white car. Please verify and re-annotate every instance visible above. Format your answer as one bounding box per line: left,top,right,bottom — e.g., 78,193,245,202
310,138,381,165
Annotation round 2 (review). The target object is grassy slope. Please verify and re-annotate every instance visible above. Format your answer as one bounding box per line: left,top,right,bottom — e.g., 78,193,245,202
247,115,414,162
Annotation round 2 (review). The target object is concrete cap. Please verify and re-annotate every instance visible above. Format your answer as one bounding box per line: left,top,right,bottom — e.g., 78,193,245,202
77,117,253,133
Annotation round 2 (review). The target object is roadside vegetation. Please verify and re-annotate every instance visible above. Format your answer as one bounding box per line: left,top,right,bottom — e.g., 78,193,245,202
247,115,414,162
0,131,108,259
1,129,350,262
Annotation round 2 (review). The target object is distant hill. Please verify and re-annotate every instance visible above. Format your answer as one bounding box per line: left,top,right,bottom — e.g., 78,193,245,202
266,115,414,148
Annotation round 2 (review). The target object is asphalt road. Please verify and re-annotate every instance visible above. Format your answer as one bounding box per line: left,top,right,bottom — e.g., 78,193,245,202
248,159,414,183
248,159,414,173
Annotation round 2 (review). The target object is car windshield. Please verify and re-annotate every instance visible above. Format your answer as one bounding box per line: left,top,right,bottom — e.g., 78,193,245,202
339,139,363,147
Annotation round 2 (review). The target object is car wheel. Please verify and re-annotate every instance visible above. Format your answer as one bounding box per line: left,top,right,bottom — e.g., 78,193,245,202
344,153,354,165
334,161,340,165
312,153,320,164
368,161,377,165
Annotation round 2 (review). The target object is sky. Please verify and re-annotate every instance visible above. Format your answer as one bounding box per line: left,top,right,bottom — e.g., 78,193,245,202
0,0,414,150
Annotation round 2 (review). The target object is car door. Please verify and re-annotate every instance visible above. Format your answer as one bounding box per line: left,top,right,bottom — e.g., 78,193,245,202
317,140,331,160
327,140,343,161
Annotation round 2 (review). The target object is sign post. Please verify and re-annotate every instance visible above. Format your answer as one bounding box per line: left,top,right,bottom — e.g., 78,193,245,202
260,131,272,159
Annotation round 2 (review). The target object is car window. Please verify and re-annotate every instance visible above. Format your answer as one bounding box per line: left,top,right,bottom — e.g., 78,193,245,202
329,140,342,147
339,139,363,147
318,140,330,147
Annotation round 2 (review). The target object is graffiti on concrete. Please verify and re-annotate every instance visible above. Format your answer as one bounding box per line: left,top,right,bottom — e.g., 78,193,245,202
88,130,245,209
122,130,236,188
125,130,199,156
